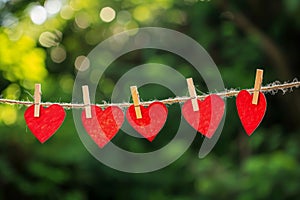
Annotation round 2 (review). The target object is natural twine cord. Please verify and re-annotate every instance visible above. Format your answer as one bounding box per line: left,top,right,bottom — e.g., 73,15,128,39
0,80,299,109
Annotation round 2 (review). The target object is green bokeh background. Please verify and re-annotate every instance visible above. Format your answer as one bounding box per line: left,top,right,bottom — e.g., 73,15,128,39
0,0,299,199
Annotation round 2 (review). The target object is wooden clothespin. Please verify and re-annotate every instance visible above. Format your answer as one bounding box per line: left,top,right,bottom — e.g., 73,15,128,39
82,85,92,118
130,86,142,119
252,69,264,105
186,78,199,111
34,83,41,117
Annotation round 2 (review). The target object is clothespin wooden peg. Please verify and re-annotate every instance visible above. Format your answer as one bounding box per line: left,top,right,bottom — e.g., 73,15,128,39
252,69,264,105
186,78,199,111
34,83,41,117
82,85,92,118
130,86,142,119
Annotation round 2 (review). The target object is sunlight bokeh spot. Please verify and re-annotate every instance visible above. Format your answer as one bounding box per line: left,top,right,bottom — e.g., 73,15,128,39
30,5,47,25
133,6,150,22
117,11,131,25
75,12,90,29
60,5,74,19
39,31,59,48
75,55,90,71
69,0,82,11
51,46,67,63
44,0,62,15
99,7,116,23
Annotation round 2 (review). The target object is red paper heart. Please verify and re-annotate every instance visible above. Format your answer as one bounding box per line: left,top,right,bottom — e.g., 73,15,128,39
24,104,66,143
126,102,168,142
236,90,267,136
182,95,225,138
82,105,124,148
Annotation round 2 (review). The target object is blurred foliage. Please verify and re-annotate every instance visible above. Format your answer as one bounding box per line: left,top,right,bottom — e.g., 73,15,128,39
0,0,300,199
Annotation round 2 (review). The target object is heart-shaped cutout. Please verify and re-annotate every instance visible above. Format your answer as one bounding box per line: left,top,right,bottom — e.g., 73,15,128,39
236,90,267,136
182,94,225,138
82,105,124,148
126,102,168,142
24,104,66,143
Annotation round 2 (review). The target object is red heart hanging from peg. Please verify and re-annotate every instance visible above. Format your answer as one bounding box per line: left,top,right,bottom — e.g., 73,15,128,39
236,90,267,136
82,105,124,148
182,94,225,138
24,104,66,143
126,102,168,142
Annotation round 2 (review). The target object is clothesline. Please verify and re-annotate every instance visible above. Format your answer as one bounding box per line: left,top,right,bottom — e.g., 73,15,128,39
0,80,299,109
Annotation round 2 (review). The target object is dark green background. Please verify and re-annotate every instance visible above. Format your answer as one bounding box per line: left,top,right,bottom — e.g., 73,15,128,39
0,0,299,199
